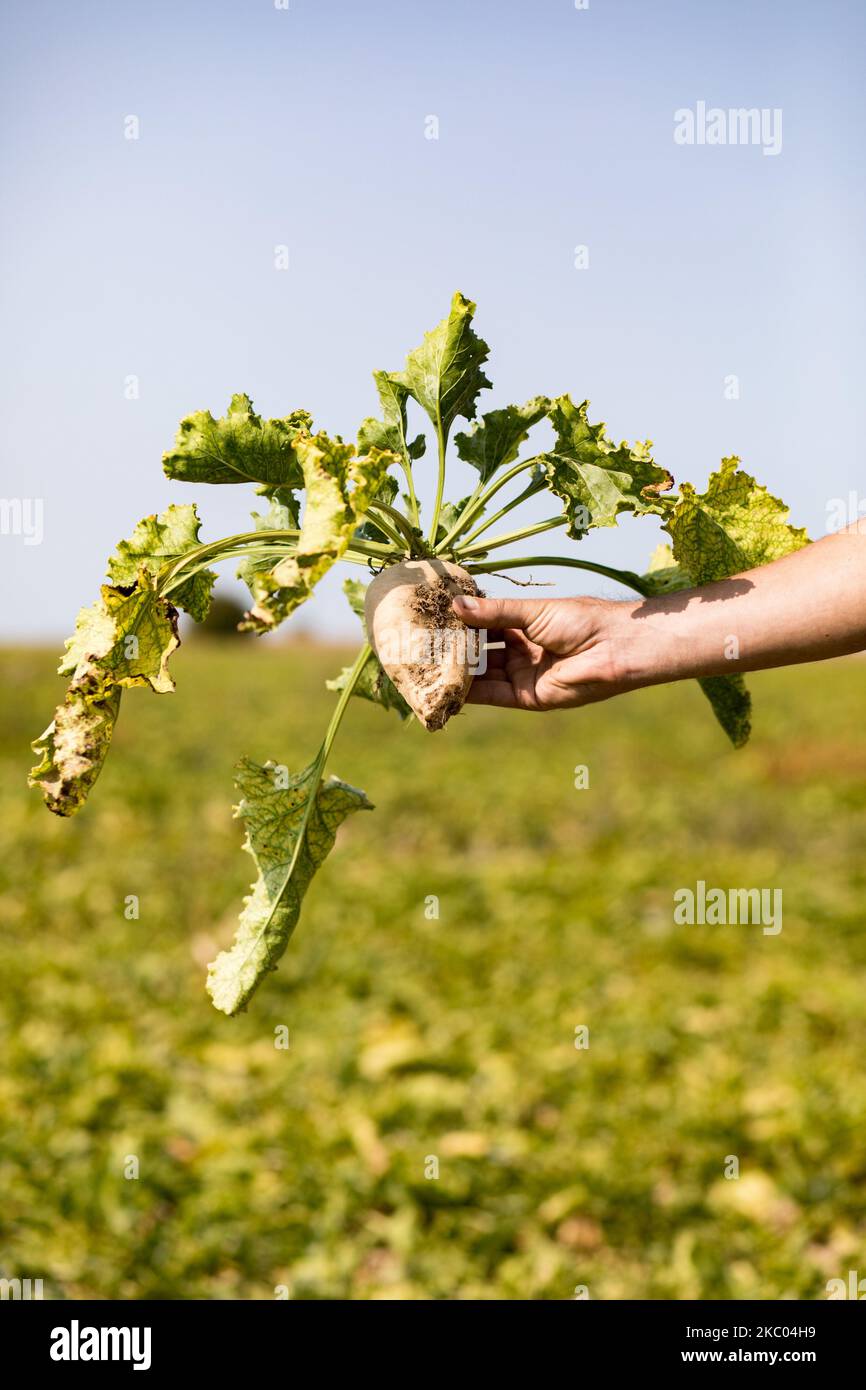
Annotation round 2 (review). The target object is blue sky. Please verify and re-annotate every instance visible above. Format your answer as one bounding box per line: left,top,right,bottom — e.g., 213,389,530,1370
2,0,864,639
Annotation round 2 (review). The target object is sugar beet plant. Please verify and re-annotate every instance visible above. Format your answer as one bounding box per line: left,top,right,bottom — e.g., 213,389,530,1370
30,293,808,1014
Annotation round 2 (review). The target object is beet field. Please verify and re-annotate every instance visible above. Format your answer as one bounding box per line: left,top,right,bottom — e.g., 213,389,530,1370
2,639,865,1299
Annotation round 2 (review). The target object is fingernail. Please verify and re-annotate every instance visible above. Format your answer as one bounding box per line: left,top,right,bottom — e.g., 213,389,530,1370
455,595,478,610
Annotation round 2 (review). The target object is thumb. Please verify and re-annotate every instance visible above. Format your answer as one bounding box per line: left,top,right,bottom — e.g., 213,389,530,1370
452,593,551,631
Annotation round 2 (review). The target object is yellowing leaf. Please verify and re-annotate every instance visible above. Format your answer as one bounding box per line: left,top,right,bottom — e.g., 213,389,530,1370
358,371,426,466
648,461,809,748
665,456,809,585
59,575,180,695
107,503,215,622
243,433,394,632
29,573,181,816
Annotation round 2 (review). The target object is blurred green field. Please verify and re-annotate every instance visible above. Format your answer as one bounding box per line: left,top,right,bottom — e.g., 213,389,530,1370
2,638,866,1300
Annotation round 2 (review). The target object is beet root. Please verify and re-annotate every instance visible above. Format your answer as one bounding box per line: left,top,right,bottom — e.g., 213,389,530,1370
364,559,481,731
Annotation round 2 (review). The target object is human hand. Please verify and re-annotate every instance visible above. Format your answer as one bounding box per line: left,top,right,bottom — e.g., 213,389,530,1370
451,594,642,711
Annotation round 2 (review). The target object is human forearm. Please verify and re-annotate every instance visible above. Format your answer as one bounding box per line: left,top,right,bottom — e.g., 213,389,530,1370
620,521,866,689
452,521,866,713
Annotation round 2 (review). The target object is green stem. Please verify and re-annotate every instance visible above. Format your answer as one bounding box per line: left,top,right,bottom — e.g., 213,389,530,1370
464,554,652,597
457,517,565,558
455,478,546,551
436,456,542,550
161,548,270,597
435,480,485,552
341,551,382,568
157,529,396,596
160,543,374,599
320,642,371,759
163,528,299,578
427,412,448,543
250,643,372,944
368,501,427,555
365,506,409,552
398,459,420,529
280,643,371,891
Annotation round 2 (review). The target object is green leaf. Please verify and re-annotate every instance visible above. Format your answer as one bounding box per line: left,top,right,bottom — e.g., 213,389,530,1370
641,543,753,748
29,572,181,815
325,579,412,720
697,676,752,749
107,503,215,622
541,396,673,537
29,686,122,817
162,392,310,497
653,462,808,749
206,758,373,1015
393,291,491,441
663,456,810,586
341,577,367,620
640,542,689,595
454,396,550,483
243,433,394,632
358,371,427,466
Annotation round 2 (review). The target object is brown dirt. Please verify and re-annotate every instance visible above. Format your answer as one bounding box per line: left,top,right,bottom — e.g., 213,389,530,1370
408,573,480,628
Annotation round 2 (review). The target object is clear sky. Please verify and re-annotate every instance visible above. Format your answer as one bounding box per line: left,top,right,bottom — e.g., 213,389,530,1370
2,0,864,640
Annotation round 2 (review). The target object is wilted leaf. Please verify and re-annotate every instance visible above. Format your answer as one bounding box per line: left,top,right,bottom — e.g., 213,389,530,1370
29,572,180,815
59,574,180,694
29,686,122,817
243,433,394,632
107,503,215,622
541,395,672,537
163,392,310,499
358,371,426,465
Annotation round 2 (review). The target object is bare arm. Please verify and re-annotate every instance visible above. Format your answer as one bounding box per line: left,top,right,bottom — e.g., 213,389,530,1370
452,521,866,711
